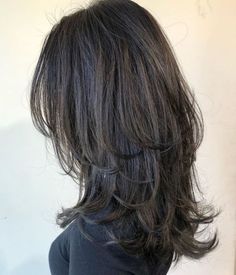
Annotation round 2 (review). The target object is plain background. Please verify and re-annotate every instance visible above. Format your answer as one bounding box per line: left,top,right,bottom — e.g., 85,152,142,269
0,0,235,274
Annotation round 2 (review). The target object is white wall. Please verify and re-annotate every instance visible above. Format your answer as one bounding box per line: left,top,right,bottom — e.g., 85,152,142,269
0,0,235,274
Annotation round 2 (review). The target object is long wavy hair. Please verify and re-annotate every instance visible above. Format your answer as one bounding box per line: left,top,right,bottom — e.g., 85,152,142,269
30,0,221,269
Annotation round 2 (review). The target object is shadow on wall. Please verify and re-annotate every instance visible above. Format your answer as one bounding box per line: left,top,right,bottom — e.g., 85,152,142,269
2,256,49,275
0,254,7,275
0,119,71,275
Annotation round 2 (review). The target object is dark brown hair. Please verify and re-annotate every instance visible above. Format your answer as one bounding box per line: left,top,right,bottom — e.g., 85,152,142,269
30,0,221,269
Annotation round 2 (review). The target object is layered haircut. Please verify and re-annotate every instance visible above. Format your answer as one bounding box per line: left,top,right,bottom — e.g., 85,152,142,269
30,0,220,268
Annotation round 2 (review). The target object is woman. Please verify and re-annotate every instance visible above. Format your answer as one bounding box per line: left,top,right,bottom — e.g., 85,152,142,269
30,0,220,274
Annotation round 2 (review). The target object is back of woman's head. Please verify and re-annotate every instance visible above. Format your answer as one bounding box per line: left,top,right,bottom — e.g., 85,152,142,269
30,0,220,268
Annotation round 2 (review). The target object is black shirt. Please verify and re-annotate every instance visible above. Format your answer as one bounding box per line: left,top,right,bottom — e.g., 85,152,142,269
48,206,173,275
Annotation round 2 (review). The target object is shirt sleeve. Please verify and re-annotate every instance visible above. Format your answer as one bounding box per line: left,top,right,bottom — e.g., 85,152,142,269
48,224,70,275
48,215,173,275
67,217,136,275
